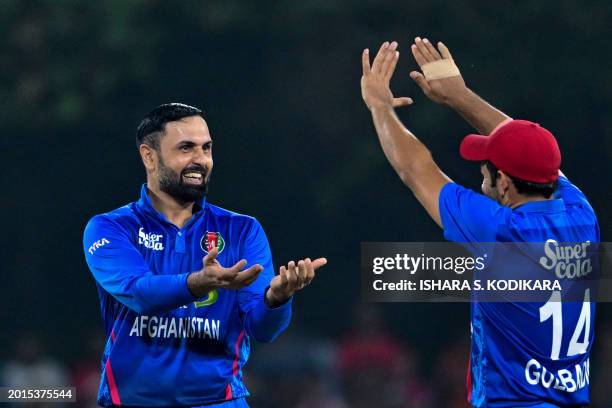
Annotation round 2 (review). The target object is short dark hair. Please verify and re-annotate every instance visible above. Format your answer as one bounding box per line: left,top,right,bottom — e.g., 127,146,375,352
136,103,204,149
484,161,557,199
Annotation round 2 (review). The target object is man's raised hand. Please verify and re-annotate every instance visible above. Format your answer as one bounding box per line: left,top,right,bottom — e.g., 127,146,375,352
409,37,467,105
265,258,328,307
187,247,263,297
361,41,413,111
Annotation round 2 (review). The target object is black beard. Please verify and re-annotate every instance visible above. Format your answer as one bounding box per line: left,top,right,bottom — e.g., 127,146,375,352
158,158,209,204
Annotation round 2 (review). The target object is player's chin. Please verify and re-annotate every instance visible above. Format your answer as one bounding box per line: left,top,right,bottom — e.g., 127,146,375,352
177,183,208,200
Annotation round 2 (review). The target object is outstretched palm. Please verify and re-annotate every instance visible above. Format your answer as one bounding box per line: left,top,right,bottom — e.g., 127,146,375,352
267,258,328,305
409,37,466,105
361,41,413,111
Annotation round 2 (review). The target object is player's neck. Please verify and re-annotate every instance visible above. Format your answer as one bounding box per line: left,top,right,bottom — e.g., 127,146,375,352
146,186,195,228
508,194,550,209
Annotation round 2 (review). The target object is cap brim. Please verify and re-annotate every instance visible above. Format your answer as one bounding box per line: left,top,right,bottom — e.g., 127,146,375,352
459,134,489,161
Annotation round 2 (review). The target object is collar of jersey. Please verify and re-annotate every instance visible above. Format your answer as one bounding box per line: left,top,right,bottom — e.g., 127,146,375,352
136,183,207,224
514,198,564,213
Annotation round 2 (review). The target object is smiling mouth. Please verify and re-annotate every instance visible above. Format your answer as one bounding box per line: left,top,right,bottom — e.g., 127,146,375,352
182,172,204,185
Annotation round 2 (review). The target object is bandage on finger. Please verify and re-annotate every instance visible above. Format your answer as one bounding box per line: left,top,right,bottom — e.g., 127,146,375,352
421,59,461,80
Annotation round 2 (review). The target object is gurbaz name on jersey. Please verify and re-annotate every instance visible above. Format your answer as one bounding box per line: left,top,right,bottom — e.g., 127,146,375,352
129,315,221,340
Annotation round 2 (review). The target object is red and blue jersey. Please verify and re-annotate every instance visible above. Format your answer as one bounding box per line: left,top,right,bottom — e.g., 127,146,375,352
83,185,292,407
439,176,599,407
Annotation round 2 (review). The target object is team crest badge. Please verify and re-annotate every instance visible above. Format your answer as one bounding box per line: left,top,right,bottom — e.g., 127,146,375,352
201,231,225,254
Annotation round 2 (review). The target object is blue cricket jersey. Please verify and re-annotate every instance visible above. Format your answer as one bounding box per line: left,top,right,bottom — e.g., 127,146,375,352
439,176,599,407
83,185,292,407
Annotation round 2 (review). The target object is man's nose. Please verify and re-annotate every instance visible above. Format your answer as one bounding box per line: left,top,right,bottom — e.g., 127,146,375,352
192,148,209,164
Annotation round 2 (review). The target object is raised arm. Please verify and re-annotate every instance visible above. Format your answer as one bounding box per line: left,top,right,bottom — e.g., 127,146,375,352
409,37,574,182
409,37,510,135
361,41,451,227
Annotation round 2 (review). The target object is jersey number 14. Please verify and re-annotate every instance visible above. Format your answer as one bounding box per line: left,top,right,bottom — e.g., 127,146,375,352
539,289,591,360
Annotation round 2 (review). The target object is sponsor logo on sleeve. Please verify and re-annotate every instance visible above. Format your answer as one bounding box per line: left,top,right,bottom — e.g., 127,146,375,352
88,238,110,254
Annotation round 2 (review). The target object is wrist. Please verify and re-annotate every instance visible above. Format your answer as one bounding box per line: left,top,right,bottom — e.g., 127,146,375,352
446,86,474,110
369,103,395,114
265,286,291,308
187,272,213,298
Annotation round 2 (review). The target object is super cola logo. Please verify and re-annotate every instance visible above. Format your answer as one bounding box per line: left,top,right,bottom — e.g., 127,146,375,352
138,227,165,251
539,239,592,279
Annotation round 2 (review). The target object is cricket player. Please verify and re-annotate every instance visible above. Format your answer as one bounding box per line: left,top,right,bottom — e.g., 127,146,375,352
361,38,598,407
83,103,327,407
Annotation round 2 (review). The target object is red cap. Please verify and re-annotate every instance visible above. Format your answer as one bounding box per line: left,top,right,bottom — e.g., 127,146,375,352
459,120,561,183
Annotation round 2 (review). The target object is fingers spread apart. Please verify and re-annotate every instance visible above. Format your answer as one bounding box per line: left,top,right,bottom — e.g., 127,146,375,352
371,41,389,73
280,257,327,290
423,38,442,60
412,37,453,67
383,49,400,81
364,41,401,80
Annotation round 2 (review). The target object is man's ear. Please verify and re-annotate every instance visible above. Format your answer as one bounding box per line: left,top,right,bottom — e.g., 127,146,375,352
497,171,512,196
139,144,157,171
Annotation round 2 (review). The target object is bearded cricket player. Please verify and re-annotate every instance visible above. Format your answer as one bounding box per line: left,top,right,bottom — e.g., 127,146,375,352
83,103,327,407
361,38,598,407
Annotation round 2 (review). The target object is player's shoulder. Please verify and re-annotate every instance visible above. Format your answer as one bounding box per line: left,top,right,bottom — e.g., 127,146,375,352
205,202,260,228
557,176,595,207
84,202,141,233
441,182,511,218
440,182,513,242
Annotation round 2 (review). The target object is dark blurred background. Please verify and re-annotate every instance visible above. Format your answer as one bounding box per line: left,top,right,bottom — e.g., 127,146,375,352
1,1,610,407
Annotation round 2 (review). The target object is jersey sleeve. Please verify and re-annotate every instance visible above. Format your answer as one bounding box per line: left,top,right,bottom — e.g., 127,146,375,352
237,219,292,343
555,175,594,211
438,182,511,242
83,215,196,314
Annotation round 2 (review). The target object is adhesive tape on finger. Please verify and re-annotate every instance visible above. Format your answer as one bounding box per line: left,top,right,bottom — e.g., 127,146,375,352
422,59,461,80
